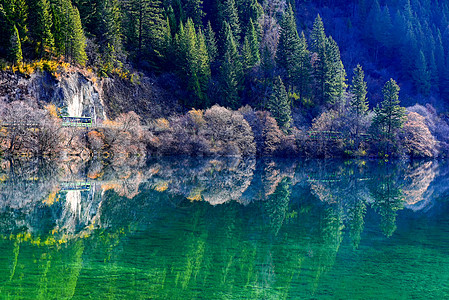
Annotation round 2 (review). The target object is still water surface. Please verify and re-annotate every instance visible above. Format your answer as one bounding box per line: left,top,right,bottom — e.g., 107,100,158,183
0,158,449,299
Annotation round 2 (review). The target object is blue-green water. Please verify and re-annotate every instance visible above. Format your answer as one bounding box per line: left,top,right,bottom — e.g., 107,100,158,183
1,158,449,299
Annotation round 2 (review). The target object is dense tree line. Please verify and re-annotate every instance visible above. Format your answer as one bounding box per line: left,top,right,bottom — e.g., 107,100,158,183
0,0,87,65
0,0,349,116
2,0,449,158
358,0,449,98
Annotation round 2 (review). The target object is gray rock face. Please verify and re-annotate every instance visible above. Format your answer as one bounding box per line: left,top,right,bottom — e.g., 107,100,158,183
27,71,106,122
1,69,181,123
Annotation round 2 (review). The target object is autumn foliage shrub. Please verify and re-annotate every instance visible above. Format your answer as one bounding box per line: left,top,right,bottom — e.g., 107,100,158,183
240,106,284,156
203,105,256,156
407,104,449,156
0,100,63,156
152,105,256,156
401,111,437,158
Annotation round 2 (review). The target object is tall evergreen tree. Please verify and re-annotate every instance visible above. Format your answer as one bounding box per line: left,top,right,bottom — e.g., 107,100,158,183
50,0,69,57
412,50,431,95
376,6,393,48
311,15,346,105
267,76,292,133
70,6,87,65
247,19,260,66
50,0,87,65
241,34,253,71
178,20,199,106
310,14,326,54
366,0,381,41
2,0,28,43
219,0,241,43
241,18,259,70
276,5,310,101
429,51,439,88
350,64,368,136
196,28,211,106
372,79,407,152
297,31,312,102
166,5,177,37
204,21,218,62
177,19,210,107
276,4,301,86
96,0,122,67
9,25,22,63
219,50,240,109
236,0,262,32
28,0,54,57
218,21,242,108
318,36,346,106
183,0,204,26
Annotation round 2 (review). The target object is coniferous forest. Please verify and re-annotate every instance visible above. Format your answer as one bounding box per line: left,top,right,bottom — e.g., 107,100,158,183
1,0,449,158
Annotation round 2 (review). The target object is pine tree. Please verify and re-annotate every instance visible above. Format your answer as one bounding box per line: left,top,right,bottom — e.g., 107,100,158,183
435,29,445,80
166,5,177,37
241,18,259,70
276,4,301,86
277,5,310,102
400,22,419,79
261,43,275,78
267,76,292,133
28,0,54,57
219,0,241,43
241,34,253,71
70,6,87,65
391,10,407,48
429,51,439,88
372,79,407,150
350,64,368,136
219,50,240,109
322,36,347,106
297,31,312,102
96,0,122,68
177,19,200,106
50,0,69,57
218,21,242,108
236,0,262,32
310,14,326,54
177,19,210,107
183,0,204,26
377,6,393,48
50,0,87,65
311,15,347,105
196,28,211,106
247,19,260,66
4,0,28,43
412,50,431,95
204,21,218,62
9,25,22,63
366,0,381,41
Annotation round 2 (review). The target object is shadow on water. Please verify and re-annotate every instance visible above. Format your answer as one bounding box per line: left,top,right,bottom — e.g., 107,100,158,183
1,157,449,298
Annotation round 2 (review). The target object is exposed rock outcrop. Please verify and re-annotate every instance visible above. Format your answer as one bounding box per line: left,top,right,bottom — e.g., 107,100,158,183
0,69,182,122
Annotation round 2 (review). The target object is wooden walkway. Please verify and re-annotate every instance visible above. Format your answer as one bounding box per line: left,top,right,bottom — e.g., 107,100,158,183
307,131,373,141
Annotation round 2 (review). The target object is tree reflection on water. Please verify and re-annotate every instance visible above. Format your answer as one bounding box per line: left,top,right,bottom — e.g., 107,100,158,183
0,158,448,298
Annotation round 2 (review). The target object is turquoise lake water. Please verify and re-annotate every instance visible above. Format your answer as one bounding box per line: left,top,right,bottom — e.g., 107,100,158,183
0,158,448,299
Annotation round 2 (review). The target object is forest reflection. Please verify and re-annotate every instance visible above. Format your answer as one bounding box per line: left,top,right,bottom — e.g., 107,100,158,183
1,158,449,298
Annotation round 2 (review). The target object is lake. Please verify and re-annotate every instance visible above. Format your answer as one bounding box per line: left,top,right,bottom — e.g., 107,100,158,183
0,158,449,299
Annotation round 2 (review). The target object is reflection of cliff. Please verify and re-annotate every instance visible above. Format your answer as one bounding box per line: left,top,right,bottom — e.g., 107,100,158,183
1,159,449,298
0,158,447,246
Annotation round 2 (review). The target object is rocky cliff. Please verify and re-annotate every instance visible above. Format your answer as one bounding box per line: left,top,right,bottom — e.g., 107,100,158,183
0,69,182,122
